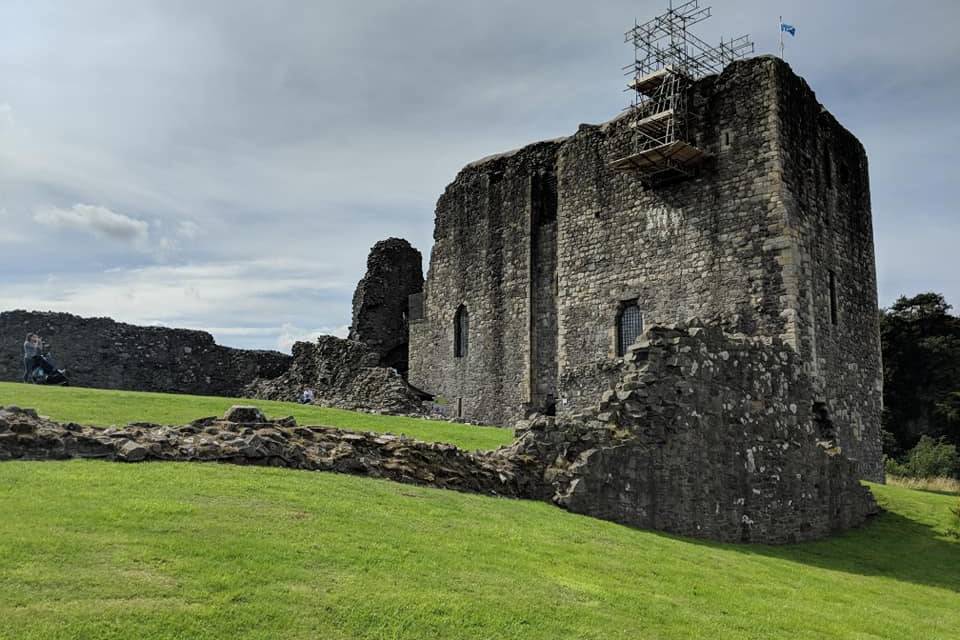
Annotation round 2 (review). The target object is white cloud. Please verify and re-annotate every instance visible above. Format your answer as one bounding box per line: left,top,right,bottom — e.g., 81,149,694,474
33,204,149,243
1,0,958,350
277,323,350,352
0,258,353,351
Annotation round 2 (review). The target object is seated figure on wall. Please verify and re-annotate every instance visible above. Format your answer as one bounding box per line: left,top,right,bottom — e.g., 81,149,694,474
22,333,68,385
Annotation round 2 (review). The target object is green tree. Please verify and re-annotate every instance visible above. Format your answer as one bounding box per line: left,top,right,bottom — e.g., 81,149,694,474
881,292,960,453
884,436,960,479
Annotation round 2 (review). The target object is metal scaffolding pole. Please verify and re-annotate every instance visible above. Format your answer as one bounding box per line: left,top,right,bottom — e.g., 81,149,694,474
612,1,754,186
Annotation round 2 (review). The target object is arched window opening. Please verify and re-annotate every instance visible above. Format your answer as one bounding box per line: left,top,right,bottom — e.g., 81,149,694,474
617,301,643,357
454,305,469,358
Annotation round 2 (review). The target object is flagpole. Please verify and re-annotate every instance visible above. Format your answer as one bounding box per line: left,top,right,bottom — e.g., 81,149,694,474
779,15,784,59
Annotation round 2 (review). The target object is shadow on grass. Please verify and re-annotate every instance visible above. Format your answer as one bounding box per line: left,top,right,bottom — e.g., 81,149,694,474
688,509,960,593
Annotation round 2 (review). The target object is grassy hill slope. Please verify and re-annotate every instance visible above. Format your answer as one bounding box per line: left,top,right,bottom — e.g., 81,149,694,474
0,382,513,451
0,462,956,640
1,383,958,638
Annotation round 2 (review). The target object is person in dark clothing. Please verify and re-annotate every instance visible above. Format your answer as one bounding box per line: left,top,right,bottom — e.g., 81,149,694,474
22,333,56,382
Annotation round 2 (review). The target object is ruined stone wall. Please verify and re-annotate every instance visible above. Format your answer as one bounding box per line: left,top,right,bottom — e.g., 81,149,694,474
773,64,884,481
409,57,883,482
411,58,797,426
246,336,426,415
556,57,792,412
349,238,423,374
2,321,880,545
0,405,534,496
0,310,291,397
530,171,559,412
408,141,563,426
511,323,878,543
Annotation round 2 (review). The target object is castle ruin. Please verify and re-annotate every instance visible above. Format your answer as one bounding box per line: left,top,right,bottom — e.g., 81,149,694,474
409,6,883,481
1,4,887,542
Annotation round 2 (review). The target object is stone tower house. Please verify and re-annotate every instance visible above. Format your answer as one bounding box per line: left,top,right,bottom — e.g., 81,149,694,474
408,57,883,480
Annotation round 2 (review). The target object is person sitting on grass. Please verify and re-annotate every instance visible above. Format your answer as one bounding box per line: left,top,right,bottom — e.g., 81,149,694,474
22,333,57,382
299,387,316,404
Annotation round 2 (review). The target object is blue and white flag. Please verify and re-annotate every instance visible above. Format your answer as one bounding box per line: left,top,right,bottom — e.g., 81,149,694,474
781,22,796,37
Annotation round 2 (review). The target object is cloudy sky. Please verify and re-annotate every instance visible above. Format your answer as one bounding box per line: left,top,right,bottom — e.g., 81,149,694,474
2,1,958,351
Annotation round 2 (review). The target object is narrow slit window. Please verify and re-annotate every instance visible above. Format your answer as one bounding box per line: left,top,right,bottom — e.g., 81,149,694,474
532,172,558,225
829,271,838,325
823,149,833,189
617,301,643,357
454,305,469,357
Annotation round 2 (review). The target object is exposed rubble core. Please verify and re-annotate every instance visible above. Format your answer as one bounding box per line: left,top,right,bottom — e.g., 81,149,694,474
0,405,533,495
349,238,424,375
0,310,291,397
408,56,884,481
505,322,879,544
245,336,427,414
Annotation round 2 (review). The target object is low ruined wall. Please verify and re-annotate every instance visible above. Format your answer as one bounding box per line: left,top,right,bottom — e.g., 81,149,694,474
509,321,879,544
246,335,427,415
0,405,535,496
0,310,291,397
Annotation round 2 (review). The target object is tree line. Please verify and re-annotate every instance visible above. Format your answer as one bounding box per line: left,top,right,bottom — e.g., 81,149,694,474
880,292,960,478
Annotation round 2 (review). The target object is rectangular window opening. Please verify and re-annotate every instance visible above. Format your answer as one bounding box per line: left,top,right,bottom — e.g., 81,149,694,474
454,305,469,358
532,172,558,225
617,300,644,357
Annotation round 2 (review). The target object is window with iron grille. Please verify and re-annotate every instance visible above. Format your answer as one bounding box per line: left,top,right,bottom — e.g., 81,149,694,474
454,305,469,358
617,301,643,357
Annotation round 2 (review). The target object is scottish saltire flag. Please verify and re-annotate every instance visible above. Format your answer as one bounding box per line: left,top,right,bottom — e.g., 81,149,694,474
781,22,796,36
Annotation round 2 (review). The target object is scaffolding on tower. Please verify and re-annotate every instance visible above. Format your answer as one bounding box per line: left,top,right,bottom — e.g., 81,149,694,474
610,1,754,185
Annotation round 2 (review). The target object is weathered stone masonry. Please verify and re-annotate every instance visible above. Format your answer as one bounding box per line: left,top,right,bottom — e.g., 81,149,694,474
0,405,538,497
245,335,427,415
508,322,878,543
0,310,290,397
349,238,424,375
409,141,565,425
409,56,883,481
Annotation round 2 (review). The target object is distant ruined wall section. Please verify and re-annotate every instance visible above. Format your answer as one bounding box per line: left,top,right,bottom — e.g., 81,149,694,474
0,310,291,396
246,336,427,415
349,238,423,374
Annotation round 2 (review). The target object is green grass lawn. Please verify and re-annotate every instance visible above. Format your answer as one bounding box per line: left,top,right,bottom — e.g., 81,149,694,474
0,462,956,640
0,382,514,451
1,384,958,638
